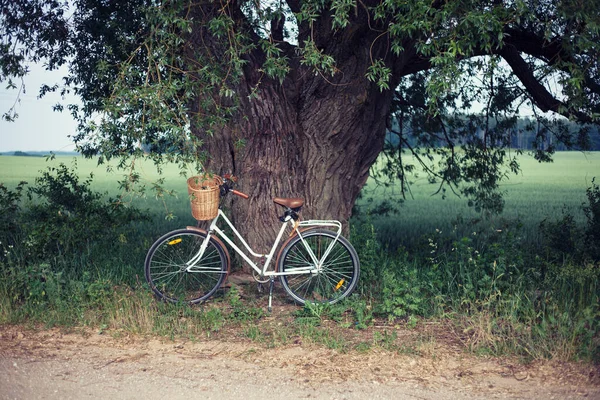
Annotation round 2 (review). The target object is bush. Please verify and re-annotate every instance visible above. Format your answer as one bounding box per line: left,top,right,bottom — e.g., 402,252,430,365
537,178,600,264
352,220,433,320
0,160,149,320
583,178,600,262
0,181,27,262
22,161,149,265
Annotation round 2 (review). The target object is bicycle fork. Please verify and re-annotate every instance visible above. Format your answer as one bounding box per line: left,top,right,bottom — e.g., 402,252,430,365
184,234,212,272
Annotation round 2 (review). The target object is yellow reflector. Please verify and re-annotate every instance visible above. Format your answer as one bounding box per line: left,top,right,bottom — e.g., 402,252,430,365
335,279,345,291
167,238,182,245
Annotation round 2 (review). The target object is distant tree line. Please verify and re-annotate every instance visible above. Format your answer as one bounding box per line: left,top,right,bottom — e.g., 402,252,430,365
0,151,77,157
388,116,600,152
10,151,43,157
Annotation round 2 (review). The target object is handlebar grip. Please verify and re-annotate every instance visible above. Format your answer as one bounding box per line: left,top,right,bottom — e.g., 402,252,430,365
232,189,249,199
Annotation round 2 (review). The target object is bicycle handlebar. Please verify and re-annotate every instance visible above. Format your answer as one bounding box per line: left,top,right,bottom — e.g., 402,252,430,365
232,189,249,199
220,174,249,199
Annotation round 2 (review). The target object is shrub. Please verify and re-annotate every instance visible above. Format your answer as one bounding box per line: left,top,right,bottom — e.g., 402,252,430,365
0,182,27,262
377,267,428,319
0,160,149,321
539,211,581,264
352,220,433,320
583,178,600,262
23,161,149,265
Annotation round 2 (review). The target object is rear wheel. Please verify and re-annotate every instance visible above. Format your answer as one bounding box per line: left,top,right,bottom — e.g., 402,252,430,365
144,229,228,304
278,229,359,305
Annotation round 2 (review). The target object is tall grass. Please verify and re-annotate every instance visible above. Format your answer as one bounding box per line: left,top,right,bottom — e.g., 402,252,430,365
352,217,599,362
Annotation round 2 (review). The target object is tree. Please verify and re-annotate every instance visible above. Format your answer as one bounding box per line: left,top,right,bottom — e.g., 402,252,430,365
2,0,599,256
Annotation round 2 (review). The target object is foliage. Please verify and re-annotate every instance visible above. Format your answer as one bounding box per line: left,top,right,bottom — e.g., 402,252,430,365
20,159,149,265
0,181,26,260
352,220,434,320
539,178,600,263
540,211,581,262
224,285,265,322
378,268,428,320
0,160,149,312
583,178,600,261
349,210,599,361
1,158,599,362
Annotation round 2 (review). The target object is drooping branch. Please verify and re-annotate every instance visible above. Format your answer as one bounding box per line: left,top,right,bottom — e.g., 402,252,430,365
505,27,600,97
500,43,593,123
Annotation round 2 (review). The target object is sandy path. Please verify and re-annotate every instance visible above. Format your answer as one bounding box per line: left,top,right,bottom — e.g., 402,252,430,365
0,326,598,400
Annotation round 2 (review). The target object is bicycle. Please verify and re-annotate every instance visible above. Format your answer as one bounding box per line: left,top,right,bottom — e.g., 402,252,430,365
144,175,360,310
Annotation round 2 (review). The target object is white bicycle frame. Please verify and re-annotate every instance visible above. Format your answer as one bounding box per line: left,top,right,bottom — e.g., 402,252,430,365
185,209,343,278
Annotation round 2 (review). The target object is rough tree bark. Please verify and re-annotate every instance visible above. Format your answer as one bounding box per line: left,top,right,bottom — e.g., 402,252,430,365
197,55,395,258
188,3,401,262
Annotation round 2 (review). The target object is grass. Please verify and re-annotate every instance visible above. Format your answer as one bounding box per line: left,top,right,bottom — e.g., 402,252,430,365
0,152,599,363
2,151,599,256
3,151,598,234
0,154,191,221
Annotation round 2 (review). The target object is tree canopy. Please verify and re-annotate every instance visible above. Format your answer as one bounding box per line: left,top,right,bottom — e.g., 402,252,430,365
2,0,600,222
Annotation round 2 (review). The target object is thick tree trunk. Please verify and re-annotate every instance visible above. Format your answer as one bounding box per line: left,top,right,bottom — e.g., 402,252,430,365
188,3,396,269
193,71,393,269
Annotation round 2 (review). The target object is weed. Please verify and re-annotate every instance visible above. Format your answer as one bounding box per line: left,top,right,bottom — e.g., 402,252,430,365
302,301,330,319
243,325,263,342
296,324,347,351
378,268,428,320
583,178,600,261
294,302,329,326
225,285,265,322
0,182,26,262
354,342,371,352
1,155,599,363
373,330,398,350
267,328,290,348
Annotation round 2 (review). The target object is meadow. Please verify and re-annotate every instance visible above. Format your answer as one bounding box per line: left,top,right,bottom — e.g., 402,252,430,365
0,152,598,362
2,151,599,244
359,151,599,251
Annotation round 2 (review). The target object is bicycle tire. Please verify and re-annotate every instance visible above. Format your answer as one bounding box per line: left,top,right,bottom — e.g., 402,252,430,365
144,228,229,304
278,229,360,305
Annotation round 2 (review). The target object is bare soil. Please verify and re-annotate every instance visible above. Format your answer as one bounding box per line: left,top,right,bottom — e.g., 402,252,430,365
1,319,599,400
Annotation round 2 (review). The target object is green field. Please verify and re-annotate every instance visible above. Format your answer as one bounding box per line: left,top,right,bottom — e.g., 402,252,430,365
0,154,193,232
2,151,599,249
358,151,600,249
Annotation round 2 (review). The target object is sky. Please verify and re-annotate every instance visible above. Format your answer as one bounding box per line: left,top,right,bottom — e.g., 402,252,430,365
0,64,78,152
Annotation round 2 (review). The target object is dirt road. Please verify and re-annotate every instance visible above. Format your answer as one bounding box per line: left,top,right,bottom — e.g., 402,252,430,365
1,325,598,400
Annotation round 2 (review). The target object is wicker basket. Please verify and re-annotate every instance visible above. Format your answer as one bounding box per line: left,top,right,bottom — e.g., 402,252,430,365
187,175,222,220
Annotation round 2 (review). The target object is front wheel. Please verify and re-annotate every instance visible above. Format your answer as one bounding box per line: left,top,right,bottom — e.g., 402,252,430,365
144,229,229,304
278,229,360,305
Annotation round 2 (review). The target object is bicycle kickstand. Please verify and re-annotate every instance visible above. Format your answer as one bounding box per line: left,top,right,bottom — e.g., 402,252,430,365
268,276,275,313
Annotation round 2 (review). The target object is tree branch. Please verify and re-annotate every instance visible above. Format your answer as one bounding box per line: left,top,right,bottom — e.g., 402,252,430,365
285,0,301,14
500,44,593,123
504,28,600,97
